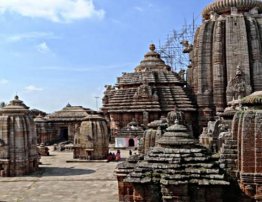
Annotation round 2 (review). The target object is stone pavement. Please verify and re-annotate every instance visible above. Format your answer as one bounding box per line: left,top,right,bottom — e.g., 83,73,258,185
0,148,132,202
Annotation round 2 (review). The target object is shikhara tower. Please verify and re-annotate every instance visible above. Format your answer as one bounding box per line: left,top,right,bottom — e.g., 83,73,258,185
187,0,262,127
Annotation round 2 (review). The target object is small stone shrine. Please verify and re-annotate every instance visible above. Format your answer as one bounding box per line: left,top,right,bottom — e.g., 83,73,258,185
73,114,109,160
0,96,39,176
115,113,231,201
220,91,262,201
142,116,168,154
115,119,144,149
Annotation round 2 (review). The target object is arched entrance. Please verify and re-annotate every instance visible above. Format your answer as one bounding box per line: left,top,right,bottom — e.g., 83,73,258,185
60,127,68,141
128,138,135,147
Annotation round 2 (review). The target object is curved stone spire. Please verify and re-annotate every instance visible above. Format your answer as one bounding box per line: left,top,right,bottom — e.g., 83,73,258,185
202,0,262,19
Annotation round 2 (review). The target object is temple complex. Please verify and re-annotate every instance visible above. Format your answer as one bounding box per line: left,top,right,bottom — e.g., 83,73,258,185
2,0,262,201
187,0,262,128
102,44,197,136
0,96,39,176
114,0,262,201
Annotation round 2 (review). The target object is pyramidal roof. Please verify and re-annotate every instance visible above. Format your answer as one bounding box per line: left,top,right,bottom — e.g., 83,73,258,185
102,44,196,113
116,119,229,189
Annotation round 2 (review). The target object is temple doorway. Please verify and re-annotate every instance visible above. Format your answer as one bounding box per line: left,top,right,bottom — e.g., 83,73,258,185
128,138,135,147
60,127,68,141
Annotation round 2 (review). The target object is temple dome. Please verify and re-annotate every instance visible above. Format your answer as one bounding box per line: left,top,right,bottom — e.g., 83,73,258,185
202,0,262,19
135,44,171,72
0,95,29,114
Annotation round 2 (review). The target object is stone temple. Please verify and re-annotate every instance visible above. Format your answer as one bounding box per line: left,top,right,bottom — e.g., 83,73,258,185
73,114,109,160
102,44,196,136
187,0,262,127
0,96,39,176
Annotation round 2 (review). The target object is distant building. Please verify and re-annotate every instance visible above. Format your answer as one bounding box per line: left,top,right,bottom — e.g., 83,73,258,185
35,104,96,144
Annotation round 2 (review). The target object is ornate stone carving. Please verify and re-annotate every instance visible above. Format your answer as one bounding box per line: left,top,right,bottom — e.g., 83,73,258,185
167,107,185,125
135,78,152,99
226,65,252,101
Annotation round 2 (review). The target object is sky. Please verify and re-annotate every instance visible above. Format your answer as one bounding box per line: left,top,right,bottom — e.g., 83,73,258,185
0,0,211,113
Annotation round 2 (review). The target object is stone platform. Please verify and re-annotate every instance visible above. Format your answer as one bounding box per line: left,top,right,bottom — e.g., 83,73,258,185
0,149,125,202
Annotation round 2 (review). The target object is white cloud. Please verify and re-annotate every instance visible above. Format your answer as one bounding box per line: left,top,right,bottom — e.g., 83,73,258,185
37,42,51,53
0,79,9,85
0,0,105,23
25,85,43,92
134,7,144,12
5,32,57,43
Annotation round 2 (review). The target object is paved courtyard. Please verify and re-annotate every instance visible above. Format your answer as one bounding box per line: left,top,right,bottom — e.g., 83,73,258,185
0,148,128,202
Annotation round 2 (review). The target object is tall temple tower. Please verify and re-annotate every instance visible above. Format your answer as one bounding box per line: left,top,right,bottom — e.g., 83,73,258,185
188,0,262,127
0,96,39,176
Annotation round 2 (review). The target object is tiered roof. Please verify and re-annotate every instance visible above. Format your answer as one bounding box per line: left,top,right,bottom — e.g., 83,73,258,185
116,119,229,195
102,44,196,113
46,104,95,122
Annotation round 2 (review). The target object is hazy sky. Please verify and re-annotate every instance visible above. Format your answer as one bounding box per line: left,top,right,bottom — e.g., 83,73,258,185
0,0,211,113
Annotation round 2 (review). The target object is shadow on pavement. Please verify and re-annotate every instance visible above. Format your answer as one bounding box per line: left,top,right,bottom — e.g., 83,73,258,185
31,167,96,177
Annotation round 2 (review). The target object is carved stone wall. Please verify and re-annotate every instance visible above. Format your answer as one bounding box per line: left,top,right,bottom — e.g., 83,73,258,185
189,1,262,128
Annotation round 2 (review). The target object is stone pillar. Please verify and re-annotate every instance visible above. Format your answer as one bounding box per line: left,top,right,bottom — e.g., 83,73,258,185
247,18,262,91
212,19,226,112
241,111,256,173
255,112,262,173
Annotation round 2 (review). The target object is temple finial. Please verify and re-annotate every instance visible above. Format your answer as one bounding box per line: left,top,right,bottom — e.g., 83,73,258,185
149,44,156,52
